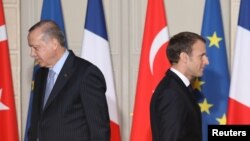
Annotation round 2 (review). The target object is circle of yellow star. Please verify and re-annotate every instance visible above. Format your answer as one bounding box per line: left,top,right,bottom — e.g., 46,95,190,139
216,114,227,125
192,78,205,92
207,32,222,48
199,99,213,114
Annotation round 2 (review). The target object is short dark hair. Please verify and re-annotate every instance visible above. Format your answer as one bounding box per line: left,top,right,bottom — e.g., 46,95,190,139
167,31,206,64
29,20,66,47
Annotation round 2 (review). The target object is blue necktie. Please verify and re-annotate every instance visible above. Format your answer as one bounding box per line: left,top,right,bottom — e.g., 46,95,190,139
43,69,55,108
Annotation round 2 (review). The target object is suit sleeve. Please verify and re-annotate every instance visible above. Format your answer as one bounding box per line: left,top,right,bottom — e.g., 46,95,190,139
156,89,187,141
80,65,111,141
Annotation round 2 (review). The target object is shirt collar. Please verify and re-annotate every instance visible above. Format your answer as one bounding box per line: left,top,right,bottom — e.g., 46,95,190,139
170,67,190,87
50,50,69,75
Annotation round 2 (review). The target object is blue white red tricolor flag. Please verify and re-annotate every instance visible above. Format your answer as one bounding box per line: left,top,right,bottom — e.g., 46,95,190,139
227,0,250,124
81,0,121,141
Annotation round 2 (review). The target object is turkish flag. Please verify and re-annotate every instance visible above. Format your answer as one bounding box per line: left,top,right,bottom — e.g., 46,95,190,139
130,0,170,141
0,0,19,140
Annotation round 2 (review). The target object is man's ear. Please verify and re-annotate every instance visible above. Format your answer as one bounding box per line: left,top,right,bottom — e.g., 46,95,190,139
180,52,188,63
52,38,59,50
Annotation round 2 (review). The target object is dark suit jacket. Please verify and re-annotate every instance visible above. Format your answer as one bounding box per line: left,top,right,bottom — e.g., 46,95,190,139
150,69,202,141
28,50,110,141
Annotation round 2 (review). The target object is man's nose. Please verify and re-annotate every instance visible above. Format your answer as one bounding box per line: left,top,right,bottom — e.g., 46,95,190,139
30,48,36,58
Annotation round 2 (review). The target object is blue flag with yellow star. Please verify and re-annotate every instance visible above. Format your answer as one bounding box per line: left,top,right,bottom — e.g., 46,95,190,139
24,0,67,141
196,0,230,141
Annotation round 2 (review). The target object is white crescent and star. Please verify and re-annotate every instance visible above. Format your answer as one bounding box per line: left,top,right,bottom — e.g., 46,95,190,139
149,26,169,74
0,25,10,111
0,25,7,41
0,88,10,111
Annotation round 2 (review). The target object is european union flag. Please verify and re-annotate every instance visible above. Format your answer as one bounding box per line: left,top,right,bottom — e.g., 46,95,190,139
24,0,67,141
193,0,230,141
41,0,68,47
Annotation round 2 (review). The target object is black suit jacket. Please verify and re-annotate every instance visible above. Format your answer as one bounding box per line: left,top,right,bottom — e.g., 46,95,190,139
150,69,202,141
28,50,110,141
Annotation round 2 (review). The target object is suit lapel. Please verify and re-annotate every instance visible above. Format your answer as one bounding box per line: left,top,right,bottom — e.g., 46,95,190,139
38,68,49,113
43,51,76,111
186,86,201,112
168,70,201,112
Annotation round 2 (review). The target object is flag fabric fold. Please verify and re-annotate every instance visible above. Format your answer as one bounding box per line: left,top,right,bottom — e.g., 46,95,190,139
24,0,67,141
198,0,230,140
227,0,250,124
130,0,170,141
80,0,121,141
0,0,19,140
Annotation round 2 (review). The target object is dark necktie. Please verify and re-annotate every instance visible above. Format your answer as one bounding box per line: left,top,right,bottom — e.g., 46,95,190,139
43,69,55,108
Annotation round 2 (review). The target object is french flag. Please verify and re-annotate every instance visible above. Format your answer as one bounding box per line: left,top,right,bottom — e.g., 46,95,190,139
227,0,250,124
80,0,121,140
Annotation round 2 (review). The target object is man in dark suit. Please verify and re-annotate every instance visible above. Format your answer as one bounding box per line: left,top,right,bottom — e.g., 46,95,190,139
150,32,209,141
27,20,110,141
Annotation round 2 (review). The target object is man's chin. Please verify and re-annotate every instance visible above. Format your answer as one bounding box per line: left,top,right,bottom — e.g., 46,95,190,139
198,73,203,77
35,61,44,67
196,72,203,77
34,60,39,65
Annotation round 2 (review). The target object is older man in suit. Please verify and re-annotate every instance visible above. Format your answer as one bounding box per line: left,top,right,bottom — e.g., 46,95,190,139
27,20,110,141
150,32,209,141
